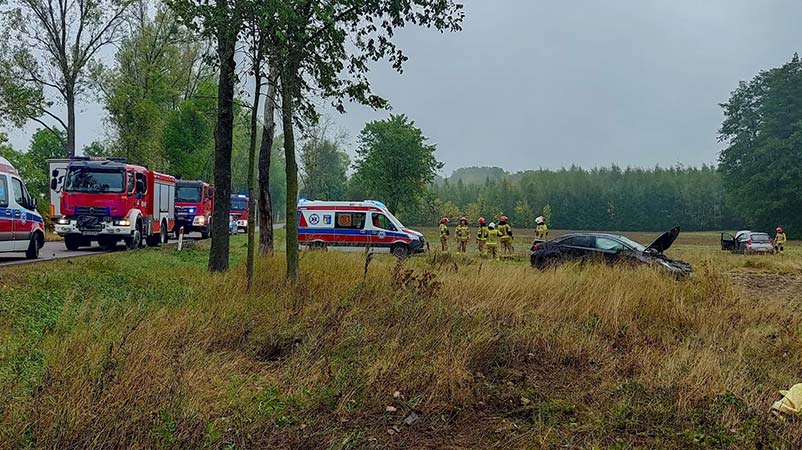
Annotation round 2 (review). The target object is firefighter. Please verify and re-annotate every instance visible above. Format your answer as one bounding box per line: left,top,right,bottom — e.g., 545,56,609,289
535,215,549,241
775,227,787,254
455,216,470,253
486,222,499,260
476,217,489,256
439,217,450,251
497,215,514,255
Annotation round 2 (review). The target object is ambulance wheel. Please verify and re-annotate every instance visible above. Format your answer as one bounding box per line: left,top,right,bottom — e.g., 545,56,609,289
126,223,142,250
64,235,82,251
391,244,409,258
26,232,43,259
310,241,327,251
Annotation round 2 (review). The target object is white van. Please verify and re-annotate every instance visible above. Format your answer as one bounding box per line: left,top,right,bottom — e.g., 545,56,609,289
0,154,45,259
297,200,425,256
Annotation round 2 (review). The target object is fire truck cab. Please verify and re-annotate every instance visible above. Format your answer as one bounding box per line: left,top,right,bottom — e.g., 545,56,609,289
50,158,176,251
175,180,214,239
230,194,249,231
0,154,45,259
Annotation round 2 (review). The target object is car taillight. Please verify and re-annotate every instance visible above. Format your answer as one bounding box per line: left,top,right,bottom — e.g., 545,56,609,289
532,244,540,251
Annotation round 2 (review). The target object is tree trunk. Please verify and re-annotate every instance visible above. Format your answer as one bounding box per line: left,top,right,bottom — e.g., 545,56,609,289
66,85,76,157
282,72,299,281
258,68,278,255
246,66,263,290
208,25,238,273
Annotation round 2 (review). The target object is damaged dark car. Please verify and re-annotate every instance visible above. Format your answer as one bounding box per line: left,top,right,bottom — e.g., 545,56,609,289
530,227,692,277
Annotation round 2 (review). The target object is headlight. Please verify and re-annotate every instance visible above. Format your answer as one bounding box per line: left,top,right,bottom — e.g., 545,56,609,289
114,219,131,226
195,216,206,224
56,217,70,225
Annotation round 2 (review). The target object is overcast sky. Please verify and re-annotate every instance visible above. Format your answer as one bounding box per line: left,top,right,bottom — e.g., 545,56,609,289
7,0,802,175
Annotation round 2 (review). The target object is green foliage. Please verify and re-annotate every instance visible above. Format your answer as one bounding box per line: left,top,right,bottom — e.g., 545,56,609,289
352,114,444,214
3,128,68,219
405,165,742,231
101,7,214,173
718,53,802,237
299,128,349,201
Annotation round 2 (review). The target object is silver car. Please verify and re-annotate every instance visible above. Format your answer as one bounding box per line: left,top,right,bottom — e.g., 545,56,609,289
721,230,774,254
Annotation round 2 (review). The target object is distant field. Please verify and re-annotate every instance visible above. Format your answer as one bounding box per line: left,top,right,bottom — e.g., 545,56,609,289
2,233,802,448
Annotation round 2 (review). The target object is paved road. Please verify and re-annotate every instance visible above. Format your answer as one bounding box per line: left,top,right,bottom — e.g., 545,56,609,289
0,225,282,267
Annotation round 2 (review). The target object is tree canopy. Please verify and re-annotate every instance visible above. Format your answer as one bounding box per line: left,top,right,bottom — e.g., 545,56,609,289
718,53,802,236
352,114,443,214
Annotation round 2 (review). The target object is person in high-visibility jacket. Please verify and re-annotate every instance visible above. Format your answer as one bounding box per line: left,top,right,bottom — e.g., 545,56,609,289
476,217,489,256
455,216,470,253
497,215,513,255
775,226,787,254
439,217,450,251
535,215,549,240
486,222,499,260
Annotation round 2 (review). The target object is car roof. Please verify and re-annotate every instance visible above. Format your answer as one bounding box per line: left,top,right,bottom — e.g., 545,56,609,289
557,232,626,240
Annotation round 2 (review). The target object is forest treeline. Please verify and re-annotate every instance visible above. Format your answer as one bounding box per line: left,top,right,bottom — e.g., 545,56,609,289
400,165,744,231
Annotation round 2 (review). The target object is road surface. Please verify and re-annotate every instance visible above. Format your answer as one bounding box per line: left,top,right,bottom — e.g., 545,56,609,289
0,225,283,267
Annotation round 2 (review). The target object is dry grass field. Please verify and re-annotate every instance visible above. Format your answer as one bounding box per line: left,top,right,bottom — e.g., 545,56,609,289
1,230,802,449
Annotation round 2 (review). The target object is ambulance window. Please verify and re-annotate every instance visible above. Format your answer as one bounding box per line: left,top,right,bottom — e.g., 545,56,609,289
335,212,365,229
372,213,397,231
0,177,7,207
11,177,25,206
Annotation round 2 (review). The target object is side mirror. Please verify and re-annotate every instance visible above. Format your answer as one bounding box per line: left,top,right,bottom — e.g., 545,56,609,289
51,169,58,177
50,178,57,190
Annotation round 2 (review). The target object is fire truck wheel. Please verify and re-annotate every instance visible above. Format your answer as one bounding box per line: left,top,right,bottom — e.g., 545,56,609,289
99,238,118,251
64,235,82,251
160,221,168,244
25,233,43,259
126,223,142,250
201,228,210,239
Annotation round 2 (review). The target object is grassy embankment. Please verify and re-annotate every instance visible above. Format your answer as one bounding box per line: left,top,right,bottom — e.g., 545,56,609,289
2,230,802,449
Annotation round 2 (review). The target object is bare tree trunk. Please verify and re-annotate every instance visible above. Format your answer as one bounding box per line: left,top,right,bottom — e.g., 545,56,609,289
246,63,263,290
282,72,299,281
66,86,76,157
208,23,238,273
258,68,278,255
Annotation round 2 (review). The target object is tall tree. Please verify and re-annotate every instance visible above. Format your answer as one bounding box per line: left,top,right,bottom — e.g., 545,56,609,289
299,120,349,200
169,0,247,272
257,69,279,255
352,114,443,213
0,0,133,155
100,4,214,169
718,53,802,236
267,0,464,280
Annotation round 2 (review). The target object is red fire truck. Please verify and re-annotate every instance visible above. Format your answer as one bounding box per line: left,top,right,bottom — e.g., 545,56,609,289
0,153,45,259
230,194,249,232
49,158,176,251
175,180,214,239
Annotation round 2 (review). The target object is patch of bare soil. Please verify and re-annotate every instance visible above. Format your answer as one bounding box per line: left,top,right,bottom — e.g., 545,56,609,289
728,269,802,303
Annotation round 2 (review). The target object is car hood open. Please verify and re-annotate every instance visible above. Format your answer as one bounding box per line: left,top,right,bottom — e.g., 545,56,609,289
647,227,680,254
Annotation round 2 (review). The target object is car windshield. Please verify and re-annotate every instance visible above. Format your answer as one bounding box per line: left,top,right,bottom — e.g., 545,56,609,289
230,197,248,211
176,186,201,202
618,235,647,251
64,168,125,193
751,233,770,243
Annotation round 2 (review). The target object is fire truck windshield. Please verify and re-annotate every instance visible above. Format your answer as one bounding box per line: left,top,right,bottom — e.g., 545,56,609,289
64,168,125,193
230,197,248,211
176,186,202,202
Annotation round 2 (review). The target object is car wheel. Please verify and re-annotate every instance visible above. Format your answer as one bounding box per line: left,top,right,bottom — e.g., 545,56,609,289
25,233,42,259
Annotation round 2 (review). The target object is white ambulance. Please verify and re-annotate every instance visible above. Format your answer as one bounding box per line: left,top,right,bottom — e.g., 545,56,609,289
0,153,45,259
297,199,426,256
